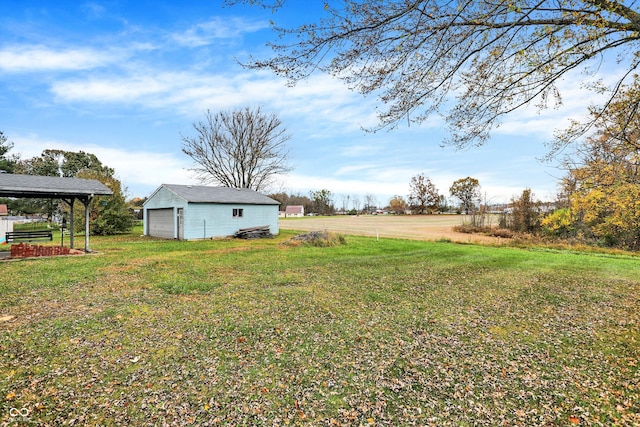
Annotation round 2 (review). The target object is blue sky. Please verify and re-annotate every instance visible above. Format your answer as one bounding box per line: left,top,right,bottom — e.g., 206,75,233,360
0,1,612,206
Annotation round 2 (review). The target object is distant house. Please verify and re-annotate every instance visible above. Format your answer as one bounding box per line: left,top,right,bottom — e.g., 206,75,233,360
284,205,305,218
0,204,9,240
143,184,280,240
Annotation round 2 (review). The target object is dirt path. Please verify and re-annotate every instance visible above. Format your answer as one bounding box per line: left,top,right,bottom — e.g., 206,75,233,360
279,215,506,244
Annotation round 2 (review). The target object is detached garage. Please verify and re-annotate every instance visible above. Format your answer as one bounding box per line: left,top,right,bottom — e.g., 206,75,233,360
143,184,280,240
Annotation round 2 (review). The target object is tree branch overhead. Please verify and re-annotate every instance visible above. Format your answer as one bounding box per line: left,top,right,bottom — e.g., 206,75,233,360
228,0,640,150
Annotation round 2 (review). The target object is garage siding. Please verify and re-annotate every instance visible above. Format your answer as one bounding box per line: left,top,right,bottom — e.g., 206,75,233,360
184,203,279,239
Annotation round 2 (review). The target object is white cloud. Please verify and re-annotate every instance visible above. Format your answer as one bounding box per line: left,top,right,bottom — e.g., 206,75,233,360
52,74,175,102
172,17,269,47
334,163,379,176
47,66,379,135
81,2,107,19
0,45,120,73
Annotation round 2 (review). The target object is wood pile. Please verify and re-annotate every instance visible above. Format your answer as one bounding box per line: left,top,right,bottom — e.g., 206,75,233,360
234,226,273,239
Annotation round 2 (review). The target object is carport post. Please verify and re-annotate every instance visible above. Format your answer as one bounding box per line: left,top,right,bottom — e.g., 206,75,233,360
62,197,76,249
83,196,92,252
71,198,76,249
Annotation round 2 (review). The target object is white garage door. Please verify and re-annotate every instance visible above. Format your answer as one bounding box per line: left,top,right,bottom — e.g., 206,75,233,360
147,208,175,239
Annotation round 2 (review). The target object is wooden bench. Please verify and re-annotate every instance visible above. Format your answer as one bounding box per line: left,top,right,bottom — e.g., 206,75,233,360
5,230,53,243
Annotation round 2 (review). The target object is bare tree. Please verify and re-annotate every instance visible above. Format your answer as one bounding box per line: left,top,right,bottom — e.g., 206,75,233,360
182,107,292,192
228,0,640,150
364,193,378,214
340,194,351,213
351,194,361,214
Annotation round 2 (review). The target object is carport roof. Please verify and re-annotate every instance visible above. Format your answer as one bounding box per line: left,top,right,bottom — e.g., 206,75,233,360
0,173,113,199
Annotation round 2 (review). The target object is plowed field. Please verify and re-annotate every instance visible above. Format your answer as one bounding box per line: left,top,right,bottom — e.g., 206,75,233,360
279,214,505,244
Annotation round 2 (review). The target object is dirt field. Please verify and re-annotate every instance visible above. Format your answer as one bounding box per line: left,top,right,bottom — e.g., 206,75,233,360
279,214,506,244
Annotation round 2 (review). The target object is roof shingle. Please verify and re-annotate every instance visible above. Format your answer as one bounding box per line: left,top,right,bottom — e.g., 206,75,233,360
0,174,113,198
160,184,279,205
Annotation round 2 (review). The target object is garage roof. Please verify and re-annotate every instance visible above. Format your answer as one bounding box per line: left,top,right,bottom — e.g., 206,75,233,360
155,184,279,205
0,173,113,198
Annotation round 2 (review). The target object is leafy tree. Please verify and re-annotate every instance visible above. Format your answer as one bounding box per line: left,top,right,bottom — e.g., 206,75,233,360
128,197,147,208
450,177,481,214
16,154,59,177
76,169,133,235
61,151,114,177
18,149,114,178
16,149,130,235
0,197,43,216
310,188,334,215
571,183,640,248
408,173,439,214
551,83,640,248
541,208,574,238
182,107,292,192
127,197,146,220
0,131,19,173
388,195,407,214
228,0,640,149
509,189,542,233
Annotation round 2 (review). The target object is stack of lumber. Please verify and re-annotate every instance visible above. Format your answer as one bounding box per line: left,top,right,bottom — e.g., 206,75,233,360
234,226,273,239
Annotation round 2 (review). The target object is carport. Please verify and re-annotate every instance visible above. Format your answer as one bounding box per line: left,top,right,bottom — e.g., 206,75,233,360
0,173,113,252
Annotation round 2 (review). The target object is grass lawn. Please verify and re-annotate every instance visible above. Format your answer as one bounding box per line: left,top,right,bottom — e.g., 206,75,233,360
1,228,639,426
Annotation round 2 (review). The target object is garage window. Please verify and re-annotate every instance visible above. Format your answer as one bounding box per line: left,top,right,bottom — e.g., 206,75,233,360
233,208,244,218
